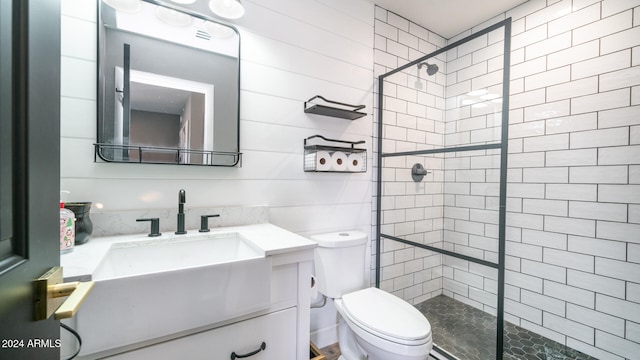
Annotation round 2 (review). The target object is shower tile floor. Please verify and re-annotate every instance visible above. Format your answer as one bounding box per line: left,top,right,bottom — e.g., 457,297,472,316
416,295,598,360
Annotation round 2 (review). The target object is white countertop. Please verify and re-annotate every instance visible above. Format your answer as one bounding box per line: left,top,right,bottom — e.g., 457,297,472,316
61,223,317,281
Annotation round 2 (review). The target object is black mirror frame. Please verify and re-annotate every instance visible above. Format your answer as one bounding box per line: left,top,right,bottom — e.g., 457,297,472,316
95,0,241,167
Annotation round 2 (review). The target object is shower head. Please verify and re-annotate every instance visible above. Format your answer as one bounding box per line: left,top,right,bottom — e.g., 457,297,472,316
418,62,439,76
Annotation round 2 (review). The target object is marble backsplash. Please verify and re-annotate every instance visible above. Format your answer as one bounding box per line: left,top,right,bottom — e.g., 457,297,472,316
88,205,269,237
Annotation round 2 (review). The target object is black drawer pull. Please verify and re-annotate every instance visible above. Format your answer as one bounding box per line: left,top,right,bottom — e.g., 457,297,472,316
230,342,266,359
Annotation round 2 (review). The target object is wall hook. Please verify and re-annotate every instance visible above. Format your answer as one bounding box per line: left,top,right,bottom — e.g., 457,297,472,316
411,163,430,182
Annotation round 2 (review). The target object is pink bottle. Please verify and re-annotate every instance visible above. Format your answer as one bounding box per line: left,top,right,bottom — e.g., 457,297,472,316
60,202,75,254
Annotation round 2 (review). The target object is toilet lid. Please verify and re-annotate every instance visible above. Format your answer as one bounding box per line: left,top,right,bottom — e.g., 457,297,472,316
341,287,431,342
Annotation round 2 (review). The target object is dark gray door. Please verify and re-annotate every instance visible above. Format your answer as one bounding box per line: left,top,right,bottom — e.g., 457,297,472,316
0,0,61,358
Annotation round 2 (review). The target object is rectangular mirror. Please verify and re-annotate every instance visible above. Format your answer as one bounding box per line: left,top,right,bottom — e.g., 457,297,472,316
97,0,240,166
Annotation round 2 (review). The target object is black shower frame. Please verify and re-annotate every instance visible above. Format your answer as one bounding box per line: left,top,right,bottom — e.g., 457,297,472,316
375,18,512,360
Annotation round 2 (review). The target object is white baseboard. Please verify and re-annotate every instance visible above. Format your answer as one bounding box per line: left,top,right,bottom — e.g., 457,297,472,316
310,324,338,349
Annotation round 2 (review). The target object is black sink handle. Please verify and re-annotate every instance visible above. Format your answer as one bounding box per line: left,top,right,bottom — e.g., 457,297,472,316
136,218,161,237
199,214,221,232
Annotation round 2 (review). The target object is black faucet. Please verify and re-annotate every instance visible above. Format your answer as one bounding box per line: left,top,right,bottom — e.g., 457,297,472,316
175,189,187,235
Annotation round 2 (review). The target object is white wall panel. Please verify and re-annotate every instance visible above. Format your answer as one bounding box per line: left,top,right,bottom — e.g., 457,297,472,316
61,0,375,347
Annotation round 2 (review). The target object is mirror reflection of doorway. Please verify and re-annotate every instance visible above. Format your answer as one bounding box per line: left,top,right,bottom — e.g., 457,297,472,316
114,67,213,164
98,0,240,166
179,118,190,164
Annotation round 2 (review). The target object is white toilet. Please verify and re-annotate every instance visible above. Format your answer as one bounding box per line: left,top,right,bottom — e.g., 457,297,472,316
311,231,433,360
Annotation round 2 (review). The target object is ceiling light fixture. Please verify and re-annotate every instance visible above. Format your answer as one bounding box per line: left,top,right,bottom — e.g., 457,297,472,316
208,0,245,19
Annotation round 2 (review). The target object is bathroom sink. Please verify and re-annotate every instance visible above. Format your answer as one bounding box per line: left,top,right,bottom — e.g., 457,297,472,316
93,232,264,280
75,232,272,356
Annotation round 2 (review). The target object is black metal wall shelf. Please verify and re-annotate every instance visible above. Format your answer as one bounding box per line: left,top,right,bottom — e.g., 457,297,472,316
304,135,366,173
304,95,366,120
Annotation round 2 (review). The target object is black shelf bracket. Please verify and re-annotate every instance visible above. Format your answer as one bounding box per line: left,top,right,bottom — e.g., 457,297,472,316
303,135,365,149
304,95,366,120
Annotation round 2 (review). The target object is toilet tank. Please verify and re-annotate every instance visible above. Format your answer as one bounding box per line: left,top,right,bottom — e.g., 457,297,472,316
310,231,368,298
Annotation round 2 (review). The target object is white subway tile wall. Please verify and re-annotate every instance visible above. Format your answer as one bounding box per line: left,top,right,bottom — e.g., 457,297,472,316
378,5,507,321
376,6,447,304
375,1,640,359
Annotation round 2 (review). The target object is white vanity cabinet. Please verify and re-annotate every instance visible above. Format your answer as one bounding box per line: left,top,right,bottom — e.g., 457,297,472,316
62,224,316,360
97,255,312,360
109,308,297,360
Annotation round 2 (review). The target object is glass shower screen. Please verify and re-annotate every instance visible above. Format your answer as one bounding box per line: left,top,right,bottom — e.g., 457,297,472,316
375,18,511,360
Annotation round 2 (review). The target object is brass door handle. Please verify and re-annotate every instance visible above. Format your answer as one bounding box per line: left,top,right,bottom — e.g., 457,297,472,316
35,266,95,321
51,281,95,320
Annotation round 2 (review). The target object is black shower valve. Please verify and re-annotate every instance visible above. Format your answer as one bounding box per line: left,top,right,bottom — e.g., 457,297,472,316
411,163,430,182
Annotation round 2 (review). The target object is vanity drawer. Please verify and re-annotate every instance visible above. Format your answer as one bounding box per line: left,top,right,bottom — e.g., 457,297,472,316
108,307,297,360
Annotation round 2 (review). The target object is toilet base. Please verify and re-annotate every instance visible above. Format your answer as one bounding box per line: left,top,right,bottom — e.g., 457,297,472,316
336,309,431,360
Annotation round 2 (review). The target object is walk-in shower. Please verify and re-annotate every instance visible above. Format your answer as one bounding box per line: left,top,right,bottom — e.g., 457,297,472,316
376,18,509,357
375,17,597,360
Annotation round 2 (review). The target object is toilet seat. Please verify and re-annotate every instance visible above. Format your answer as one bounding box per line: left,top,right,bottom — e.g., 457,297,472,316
340,287,431,346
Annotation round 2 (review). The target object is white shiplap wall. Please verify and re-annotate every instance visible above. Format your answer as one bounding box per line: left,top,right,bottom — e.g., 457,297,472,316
61,0,375,239
60,0,375,346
